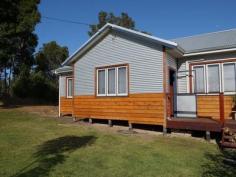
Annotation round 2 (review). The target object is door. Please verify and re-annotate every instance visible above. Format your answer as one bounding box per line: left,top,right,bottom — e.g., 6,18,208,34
168,69,176,117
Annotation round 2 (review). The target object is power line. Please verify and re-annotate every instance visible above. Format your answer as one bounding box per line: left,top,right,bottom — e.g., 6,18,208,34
42,16,91,26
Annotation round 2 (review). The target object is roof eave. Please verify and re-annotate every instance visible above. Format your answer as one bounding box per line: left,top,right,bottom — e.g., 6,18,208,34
183,47,236,57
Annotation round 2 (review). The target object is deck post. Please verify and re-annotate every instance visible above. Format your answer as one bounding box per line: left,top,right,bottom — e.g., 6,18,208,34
128,122,133,130
89,118,93,124
108,120,112,127
219,92,225,125
205,131,211,141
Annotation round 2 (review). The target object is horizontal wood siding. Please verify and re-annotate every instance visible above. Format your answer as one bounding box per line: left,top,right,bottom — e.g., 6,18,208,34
73,93,164,125
60,97,73,115
74,32,163,95
197,95,233,120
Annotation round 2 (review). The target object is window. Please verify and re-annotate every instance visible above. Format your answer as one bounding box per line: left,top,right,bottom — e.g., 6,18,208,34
207,64,220,93
66,78,73,98
193,66,205,93
96,65,128,96
98,69,106,95
108,68,116,95
191,61,236,94
223,63,236,92
118,67,127,95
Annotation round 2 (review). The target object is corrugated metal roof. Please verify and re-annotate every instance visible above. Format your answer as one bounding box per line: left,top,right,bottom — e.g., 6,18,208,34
172,28,236,54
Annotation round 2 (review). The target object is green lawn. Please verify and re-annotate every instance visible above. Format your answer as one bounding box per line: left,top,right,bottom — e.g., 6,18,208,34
0,109,235,177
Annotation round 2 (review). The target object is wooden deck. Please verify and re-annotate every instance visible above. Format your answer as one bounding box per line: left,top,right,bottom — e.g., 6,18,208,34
167,118,222,132
224,119,236,130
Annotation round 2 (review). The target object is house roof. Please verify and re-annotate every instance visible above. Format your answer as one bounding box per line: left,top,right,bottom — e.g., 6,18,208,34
62,23,178,66
172,28,236,54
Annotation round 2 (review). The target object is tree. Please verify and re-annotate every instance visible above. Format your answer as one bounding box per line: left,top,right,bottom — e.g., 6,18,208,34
0,0,40,94
88,11,135,37
35,41,69,78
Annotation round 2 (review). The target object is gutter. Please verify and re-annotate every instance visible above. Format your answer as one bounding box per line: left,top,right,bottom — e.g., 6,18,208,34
183,47,236,57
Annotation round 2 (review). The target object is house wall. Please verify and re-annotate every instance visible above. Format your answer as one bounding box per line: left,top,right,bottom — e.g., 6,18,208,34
74,32,164,95
177,51,236,120
59,75,73,115
72,31,165,125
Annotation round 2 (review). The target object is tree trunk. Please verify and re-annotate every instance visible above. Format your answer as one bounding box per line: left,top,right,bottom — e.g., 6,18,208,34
4,66,7,94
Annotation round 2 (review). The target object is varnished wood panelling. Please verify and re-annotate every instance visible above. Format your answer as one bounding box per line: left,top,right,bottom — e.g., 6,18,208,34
197,95,233,120
60,97,73,115
73,93,164,125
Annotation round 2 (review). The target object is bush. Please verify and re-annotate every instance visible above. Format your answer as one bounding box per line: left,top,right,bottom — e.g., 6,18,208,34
12,69,58,103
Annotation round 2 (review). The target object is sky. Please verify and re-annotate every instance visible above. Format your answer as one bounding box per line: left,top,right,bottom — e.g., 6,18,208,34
35,0,236,55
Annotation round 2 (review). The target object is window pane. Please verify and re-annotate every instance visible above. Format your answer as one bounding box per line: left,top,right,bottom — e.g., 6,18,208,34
98,70,106,94
208,65,220,92
68,79,73,97
108,68,115,94
118,67,127,94
193,66,205,93
224,63,236,92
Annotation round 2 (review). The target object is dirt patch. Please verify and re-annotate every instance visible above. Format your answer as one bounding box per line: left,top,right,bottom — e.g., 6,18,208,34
1,105,59,118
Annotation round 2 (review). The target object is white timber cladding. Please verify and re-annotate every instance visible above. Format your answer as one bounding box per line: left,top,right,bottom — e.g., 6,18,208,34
59,76,66,97
177,51,236,93
74,32,164,95
59,74,72,97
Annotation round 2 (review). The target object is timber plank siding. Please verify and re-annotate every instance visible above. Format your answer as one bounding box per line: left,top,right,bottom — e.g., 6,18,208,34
73,93,164,125
197,95,233,120
60,97,73,115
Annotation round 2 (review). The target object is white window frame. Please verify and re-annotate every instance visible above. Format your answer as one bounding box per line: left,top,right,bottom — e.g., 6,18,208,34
206,63,221,93
97,69,107,96
222,62,236,94
66,77,73,98
192,65,206,94
107,67,117,96
117,66,128,96
96,65,128,97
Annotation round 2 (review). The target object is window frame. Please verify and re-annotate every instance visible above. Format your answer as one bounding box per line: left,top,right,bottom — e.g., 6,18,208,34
66,77,73,99
117,66,128,96
97,69,107,96
222,62,236,94
206,63,222,93
192,65,206,94
107,67,117,96
96,64,129,97
190,59,236,95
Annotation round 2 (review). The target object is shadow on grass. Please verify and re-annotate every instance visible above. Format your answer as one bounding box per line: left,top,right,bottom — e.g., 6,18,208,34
202,149,236,177
12,135,96,177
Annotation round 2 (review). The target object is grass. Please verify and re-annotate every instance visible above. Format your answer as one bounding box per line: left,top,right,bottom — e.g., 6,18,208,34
0,109,235,177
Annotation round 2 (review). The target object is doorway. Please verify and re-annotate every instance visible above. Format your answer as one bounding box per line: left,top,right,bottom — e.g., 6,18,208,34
168,68,176,117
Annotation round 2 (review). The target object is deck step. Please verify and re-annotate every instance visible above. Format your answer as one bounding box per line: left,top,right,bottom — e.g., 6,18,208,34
220,141,236,149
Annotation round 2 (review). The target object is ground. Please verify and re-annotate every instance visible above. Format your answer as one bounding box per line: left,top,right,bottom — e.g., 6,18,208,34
0,106,236,177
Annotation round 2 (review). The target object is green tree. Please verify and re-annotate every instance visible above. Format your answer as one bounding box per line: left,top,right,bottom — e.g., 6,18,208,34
0,0,40,94
35,41,69,78
88,11,135,37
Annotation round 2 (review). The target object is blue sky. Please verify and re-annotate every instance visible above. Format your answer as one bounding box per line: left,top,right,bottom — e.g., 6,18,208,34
35,0,236,55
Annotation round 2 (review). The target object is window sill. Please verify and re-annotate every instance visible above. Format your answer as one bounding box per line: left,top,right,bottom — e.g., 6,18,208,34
96,94,129,98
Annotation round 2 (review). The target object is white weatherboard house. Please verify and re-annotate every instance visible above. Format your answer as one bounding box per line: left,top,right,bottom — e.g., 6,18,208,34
55,23,236,146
